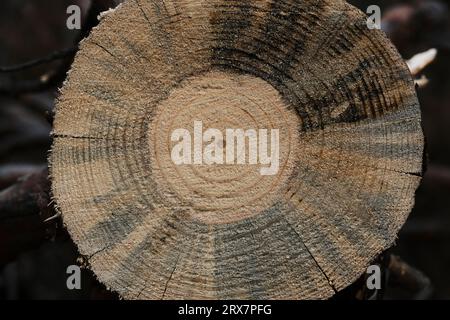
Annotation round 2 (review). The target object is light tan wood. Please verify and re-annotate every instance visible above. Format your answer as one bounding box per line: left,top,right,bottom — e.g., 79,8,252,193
50,0,424,299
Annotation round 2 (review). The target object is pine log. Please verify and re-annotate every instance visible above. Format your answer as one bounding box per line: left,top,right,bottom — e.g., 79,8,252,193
50,0,424,299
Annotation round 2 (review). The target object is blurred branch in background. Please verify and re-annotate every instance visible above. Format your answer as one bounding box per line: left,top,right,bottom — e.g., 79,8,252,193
0,0,121,299
388,255,433,300
0,0,119,96
0,167,54,266
381,0,450,53
407,48,437,87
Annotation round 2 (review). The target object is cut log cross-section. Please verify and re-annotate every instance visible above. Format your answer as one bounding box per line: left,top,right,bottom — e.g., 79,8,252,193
50,0,424,300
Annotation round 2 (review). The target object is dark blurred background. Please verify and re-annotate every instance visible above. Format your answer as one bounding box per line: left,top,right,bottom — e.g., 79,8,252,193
0,0,448,299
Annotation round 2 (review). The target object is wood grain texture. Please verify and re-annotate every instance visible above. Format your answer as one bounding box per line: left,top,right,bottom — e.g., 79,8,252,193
50,0,424,300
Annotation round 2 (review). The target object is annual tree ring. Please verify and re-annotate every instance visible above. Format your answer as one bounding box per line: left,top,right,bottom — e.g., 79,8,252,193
149,70,300,225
